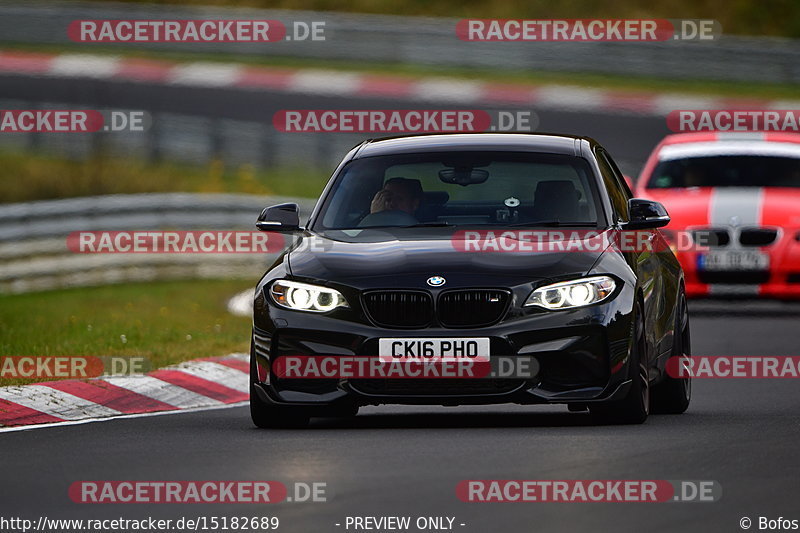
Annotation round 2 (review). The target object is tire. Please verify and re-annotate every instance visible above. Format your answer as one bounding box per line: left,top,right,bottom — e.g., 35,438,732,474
249,337,310,429
590,300,650,425
651,290,692,414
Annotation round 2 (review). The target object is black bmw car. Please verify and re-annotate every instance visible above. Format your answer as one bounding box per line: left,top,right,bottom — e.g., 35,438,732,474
250,133,690,427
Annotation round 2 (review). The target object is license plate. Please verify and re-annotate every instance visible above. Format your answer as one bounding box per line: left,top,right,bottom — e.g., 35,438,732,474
698,251,770,271
378,338,490,362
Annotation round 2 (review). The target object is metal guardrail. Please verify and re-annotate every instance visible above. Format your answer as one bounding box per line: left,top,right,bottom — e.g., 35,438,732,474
0,192,316,293
1,1,799,83
0,192,316,241
0,97,366,172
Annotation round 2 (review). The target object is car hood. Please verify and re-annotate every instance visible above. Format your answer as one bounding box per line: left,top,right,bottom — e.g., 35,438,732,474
643,187,800,229
761,188,800,227
286,228,612,289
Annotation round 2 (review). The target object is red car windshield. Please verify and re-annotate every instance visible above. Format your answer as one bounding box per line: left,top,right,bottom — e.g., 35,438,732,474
648,155,800,188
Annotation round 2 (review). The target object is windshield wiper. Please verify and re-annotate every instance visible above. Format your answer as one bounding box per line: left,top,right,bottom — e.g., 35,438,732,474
344,222,455,230
503,220,598,228
403,222,455,227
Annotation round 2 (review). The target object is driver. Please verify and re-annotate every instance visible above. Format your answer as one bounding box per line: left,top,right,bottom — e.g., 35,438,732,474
682,166,706,188
359,177,423,227
369,177,423,215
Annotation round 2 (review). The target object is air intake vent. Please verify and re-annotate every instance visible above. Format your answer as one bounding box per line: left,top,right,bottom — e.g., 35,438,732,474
697,271,770,284
351,378,524,396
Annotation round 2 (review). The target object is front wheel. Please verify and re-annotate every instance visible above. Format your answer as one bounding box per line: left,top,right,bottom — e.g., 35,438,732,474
590,301,650,425
651,290,691,414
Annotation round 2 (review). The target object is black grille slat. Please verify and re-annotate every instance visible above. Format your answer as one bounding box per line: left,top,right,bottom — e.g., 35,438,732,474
363,290,433,328
438,289,510,328
363,288,510,329
739,228,778,247
692,228,730,247
692,227,779,248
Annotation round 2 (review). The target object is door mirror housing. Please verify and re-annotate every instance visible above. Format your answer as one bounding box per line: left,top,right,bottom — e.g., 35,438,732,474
623,198,670,230
256,203,301,232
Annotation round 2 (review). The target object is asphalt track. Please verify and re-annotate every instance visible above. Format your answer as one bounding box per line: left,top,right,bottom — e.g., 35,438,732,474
1,75,799,533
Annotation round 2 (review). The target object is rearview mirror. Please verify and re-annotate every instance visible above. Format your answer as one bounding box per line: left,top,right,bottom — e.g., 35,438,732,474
256,203,301,232
438,168,489,186
623,198,670,230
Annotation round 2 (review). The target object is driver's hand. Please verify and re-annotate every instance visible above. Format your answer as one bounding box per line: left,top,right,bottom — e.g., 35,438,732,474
370,189,394,214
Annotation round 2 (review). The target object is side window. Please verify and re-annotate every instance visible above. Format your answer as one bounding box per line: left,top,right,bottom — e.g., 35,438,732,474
604,151,634,199
596,149,630,223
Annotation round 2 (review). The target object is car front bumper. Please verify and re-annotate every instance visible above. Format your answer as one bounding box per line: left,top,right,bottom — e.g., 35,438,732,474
251,287,637,409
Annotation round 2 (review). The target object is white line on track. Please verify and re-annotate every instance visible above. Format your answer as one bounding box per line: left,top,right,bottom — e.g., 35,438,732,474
411,78,483,103
49,54,121,78
168,62,243,87
288,70,362,95
534,85,608,111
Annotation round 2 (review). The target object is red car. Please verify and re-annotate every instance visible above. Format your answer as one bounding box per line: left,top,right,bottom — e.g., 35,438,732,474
636,132,800,299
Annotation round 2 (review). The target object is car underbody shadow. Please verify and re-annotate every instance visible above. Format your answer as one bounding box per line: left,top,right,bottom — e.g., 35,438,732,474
297,408,703,430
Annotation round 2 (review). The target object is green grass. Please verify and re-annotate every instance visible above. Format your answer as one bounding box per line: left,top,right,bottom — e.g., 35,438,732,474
6,41,800,101
0,279,254,385
90,0,800,38
0,150,329,203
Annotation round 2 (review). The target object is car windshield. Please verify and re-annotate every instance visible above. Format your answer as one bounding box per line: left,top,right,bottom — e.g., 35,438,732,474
648,155,800,189
313,151,603,231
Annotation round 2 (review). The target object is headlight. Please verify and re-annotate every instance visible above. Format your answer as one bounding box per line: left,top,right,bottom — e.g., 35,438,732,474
525,276,616,310
269,280,348,313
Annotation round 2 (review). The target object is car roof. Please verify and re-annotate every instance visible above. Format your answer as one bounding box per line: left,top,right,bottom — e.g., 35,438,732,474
658,131,800,147
655,132,800,161
637,131,800,186
353,133,595,158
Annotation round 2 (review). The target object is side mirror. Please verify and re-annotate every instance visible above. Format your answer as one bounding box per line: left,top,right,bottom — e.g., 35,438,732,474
623,198,670,229
256,203,301,232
